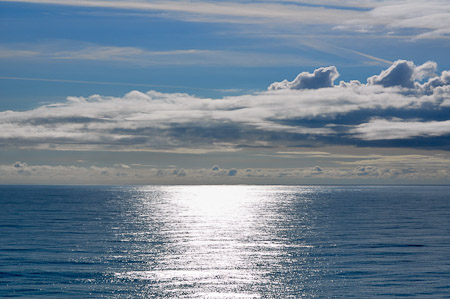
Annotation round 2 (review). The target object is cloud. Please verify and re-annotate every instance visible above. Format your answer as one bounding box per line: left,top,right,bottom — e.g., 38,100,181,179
228,169,238,176
366,60,438,88
0,47,39,58
1,0,360,25
0,76,237,93
1,162,449,184
11,161,31,175
311,166,323,175
333,153,450,168
351,119,450,140
367,60,416,88
422,70,450,94
1,59,449,151
0,43,317,67
334,0,450,38
413,61,438,81
355,165,379,176
268,66,339,90
3,0,449,38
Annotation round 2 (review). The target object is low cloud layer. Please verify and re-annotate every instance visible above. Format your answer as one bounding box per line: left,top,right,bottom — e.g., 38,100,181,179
1,59,449,151
2,160,449,185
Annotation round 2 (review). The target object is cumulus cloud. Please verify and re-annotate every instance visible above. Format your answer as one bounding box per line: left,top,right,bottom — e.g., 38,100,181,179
1,59,449,151
268,66,339,90
422,70,450,94
366,60,438,88
413,61,438,81
367,60,416,88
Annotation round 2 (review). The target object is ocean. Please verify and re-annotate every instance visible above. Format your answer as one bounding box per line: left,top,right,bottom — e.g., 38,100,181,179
1,185,449,298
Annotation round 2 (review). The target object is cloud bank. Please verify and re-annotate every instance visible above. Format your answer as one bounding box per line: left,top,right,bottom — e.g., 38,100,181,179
2,160,449,185
1,59,449,151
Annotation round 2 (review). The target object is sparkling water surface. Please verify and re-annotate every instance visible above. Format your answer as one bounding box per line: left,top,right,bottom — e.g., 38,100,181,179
1,185,450,298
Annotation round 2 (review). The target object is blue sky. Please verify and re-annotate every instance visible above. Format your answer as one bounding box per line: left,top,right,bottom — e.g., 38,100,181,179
1,0,450,184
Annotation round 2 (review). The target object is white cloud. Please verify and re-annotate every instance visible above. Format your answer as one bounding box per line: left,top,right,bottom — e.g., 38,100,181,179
268,66,339,90
351,119,450,140
366,60,438,88
0,60,449,151
0,43,320,67
413,61,438,81
335,0,450,38
1,0,359,24
367,60,415,88
3,0,449,38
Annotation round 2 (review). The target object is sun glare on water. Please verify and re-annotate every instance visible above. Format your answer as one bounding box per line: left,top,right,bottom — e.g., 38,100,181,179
113,185,314,298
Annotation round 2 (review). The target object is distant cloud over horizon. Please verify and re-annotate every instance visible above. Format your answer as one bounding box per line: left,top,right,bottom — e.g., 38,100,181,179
2,158,449,185
1,59,449,152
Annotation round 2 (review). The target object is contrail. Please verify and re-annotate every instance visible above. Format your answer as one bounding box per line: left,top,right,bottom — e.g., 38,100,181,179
339,48,393,65
299,39,393,65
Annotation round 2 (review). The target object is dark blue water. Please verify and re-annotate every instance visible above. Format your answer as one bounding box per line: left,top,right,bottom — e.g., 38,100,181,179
1,185,449,298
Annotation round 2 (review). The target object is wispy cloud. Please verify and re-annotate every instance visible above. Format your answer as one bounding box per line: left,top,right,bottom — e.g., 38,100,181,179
334,0,450,39
0,76,240,93
0,0,359,23
2,0,449,38
52,47,212,61
0,48,39,58
352,119,450,140
274,150,450,168
0,43,320,67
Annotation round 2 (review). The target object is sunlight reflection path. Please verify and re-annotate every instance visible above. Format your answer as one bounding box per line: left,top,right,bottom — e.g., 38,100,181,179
115,185,315,298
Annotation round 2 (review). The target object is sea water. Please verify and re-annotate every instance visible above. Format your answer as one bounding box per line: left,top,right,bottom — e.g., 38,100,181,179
1,185,449,298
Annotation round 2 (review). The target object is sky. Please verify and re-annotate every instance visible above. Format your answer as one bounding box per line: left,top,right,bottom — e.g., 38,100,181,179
0,0,449,185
